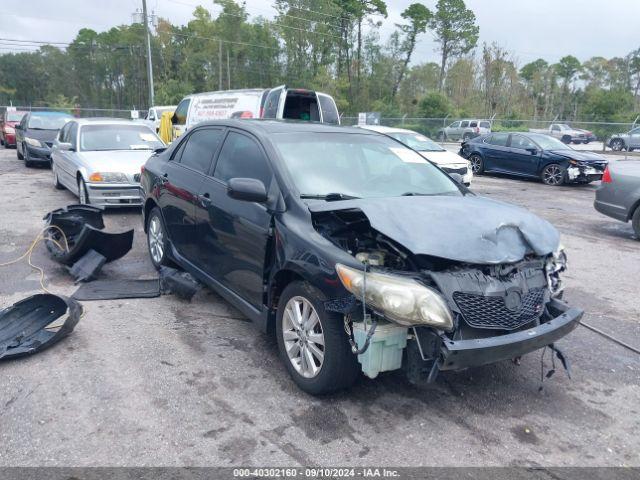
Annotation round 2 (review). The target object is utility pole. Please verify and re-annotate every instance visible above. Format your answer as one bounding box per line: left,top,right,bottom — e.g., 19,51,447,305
218,42,223,90
142,0,154,108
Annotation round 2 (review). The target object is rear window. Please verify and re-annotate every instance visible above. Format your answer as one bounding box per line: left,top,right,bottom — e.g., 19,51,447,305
6,112,24,122
480,121,491,128
283,91,320,121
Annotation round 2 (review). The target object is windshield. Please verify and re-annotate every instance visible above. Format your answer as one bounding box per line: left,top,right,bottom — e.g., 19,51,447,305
80,124,164,151
155,107,174,117
6,112,24,122
528,133,572,150
27,114,72,130
272,132,461,199
388,132,445,152
557,124,571,130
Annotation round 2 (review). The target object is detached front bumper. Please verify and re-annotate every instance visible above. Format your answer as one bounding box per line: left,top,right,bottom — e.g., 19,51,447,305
438,299,583,370
86,183,142,208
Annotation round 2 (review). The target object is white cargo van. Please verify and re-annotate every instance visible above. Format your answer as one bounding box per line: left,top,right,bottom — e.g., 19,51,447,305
172,86,340,137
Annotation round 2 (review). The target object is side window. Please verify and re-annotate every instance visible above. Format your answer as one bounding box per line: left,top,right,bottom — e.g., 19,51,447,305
174,99,190,126
214,131,272,188
551,125,560,132
469,121,478,128
485,133,509,147
68,123,79,148
510,134,536,150
448,121,460,128
263,88,282,119
178,128,224,174
58,123,71,142
630,128,640,135
460,121,469,128
318,94,339,125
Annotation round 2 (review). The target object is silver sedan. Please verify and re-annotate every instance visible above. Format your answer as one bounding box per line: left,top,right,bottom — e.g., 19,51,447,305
51,119,164,207
594,160,640,238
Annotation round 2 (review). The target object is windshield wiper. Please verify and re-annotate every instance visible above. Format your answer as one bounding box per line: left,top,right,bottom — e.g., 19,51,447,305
300,193,360,201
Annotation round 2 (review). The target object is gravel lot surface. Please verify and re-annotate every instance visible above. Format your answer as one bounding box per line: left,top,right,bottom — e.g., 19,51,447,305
0,148,638,467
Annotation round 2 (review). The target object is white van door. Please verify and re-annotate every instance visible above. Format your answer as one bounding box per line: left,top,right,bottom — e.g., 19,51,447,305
172,98,191,138
317,93,340,125
262,85,286,119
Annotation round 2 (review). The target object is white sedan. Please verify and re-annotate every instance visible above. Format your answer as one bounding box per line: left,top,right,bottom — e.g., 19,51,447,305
357,125,473,185
51,118,165,207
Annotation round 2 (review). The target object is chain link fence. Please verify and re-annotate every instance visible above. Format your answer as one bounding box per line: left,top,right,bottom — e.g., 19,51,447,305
2,106,147,120
342,116,638,149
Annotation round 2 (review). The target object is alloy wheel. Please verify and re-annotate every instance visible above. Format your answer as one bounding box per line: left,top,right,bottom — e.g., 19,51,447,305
611,139,624,151
469,155,482,173
148,215,165,264
282,296,325,379
542,165,563,185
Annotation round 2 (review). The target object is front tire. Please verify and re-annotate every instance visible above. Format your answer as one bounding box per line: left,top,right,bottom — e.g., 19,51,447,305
147,207,170,269
541,163,566,186
561,135,572,144
276,281,359,395
78,177,90,204
469,154,484,174
610,139,625,151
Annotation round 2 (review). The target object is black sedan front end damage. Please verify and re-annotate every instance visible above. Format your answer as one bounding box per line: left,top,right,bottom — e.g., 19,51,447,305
311,196,582,383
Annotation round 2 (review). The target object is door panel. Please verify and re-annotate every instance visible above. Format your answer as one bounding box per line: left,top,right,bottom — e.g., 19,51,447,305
503,134,541,176
159,128,223,262
195,130,274,308
480,133,511,171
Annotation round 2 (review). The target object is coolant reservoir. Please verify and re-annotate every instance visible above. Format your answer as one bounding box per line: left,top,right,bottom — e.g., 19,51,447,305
352,321,408,379
355,251,386,266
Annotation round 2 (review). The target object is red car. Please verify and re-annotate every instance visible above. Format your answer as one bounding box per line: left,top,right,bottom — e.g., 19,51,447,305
1,110,27,148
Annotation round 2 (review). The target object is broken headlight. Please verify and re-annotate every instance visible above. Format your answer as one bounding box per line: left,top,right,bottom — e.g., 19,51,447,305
335,263,453,331
546,246,567,297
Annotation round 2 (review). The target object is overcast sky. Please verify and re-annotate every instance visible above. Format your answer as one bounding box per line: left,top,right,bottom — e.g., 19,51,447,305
1,0,639,66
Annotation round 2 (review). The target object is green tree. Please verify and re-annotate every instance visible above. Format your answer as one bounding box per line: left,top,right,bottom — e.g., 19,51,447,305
429,0,479,91
418,91,451,117
392,3,431,98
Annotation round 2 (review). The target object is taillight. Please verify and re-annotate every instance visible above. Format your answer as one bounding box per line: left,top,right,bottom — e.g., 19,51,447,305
141,165,145,174
602,166,612,183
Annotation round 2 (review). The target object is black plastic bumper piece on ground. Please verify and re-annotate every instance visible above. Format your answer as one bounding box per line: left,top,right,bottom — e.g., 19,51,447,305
72,279,161,301
43,204,134,266
0,294,82,360
159,266,201,301
67,249,107,283
438,299,583,371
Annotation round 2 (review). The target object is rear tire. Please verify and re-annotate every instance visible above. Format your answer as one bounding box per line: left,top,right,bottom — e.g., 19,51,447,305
276,281,359,395
541,163,566,186
561,135,572,144
147,207,170,269
632,207,640,240
52,163,64,190
469,154,484,174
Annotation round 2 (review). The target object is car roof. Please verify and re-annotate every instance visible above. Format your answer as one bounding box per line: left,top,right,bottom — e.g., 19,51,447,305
191,119,379,136
27,111,73,117
73,118,151,126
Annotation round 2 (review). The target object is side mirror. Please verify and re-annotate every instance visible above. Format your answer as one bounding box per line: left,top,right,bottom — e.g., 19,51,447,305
449,173,464,184
14,124,22,130
526,148,538,155
227,178,268,203
58,142,74,151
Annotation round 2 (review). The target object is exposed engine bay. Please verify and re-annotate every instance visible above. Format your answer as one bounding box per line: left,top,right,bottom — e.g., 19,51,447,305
313,207,572,382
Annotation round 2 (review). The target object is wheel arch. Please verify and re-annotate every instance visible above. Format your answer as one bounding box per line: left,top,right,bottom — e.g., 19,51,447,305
627,197,640,222
143,198,159,233
267,267,315,336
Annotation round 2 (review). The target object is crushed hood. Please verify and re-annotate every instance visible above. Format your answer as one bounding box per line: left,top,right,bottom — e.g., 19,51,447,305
308,195,560,264
549,150,607,162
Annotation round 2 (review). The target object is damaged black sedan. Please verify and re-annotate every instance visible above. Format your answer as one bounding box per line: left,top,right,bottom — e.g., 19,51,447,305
141,120,582,395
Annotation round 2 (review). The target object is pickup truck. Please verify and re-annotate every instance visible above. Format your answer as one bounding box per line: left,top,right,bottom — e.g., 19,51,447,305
529,123,588,144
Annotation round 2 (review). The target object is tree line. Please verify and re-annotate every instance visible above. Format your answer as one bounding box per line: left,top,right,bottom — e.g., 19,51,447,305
0,0,638,124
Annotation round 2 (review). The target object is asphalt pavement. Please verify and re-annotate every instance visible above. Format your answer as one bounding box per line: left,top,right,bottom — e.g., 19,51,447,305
0,147,638,467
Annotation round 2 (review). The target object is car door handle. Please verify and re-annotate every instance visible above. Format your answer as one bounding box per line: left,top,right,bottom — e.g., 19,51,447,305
199,192,211,205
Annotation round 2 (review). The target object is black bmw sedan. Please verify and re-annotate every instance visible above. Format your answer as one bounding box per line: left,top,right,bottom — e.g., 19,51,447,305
141,120,582,394
460,132,608,186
